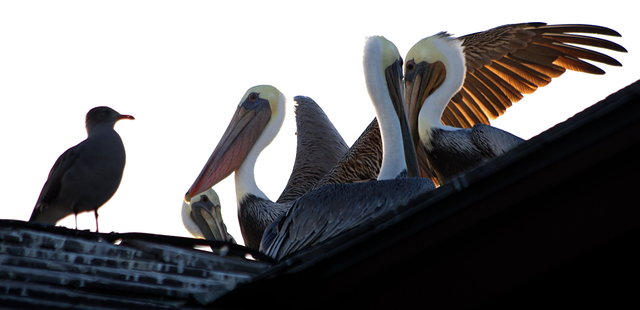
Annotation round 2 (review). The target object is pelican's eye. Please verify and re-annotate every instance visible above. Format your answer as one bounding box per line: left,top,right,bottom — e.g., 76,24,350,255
405,61,415,73
248,92,259,101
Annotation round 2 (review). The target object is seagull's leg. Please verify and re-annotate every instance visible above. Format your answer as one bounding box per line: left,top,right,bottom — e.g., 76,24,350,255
73,206,79,230
94,209,99,233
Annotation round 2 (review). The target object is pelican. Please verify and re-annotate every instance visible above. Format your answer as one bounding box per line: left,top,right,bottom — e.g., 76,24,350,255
182,188,236,243
185,87,349,250
404,23,627,184
261,36,435,261
29,106,134,232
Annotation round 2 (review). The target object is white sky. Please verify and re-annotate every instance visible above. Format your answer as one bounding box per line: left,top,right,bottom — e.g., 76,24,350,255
1,1,637,245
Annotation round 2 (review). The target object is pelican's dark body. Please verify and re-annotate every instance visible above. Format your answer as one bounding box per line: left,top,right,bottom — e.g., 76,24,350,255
239,194,293,250
424,124,524,182
261,177,435,260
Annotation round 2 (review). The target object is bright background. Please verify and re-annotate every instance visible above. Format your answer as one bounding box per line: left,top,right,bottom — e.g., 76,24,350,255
1,1,637,244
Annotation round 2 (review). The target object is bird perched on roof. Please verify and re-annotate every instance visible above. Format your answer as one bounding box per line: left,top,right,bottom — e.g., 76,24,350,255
182,188,236,243
260,36,435,261
29,106,134,232
185,87,349,250
404,23,627,184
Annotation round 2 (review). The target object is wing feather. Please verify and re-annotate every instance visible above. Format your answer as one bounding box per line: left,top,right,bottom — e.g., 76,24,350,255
477,66,523,103
263,178,435,260
445,23,625,128
30,144,81,221
542,33,626,52
489,58,541,92
276,96,349,203
315,119,382,187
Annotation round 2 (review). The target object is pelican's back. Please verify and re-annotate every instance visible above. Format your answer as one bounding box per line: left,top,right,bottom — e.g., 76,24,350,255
263,177,434,260
315,118,383,187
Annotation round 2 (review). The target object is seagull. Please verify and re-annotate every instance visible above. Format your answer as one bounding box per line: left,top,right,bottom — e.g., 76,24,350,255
404,23,627,184
29,106,134,232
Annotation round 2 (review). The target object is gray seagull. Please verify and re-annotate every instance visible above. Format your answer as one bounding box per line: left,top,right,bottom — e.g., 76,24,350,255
29,106,134,232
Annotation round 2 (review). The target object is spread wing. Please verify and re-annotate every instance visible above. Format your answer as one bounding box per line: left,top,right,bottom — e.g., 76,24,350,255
444,22,626,128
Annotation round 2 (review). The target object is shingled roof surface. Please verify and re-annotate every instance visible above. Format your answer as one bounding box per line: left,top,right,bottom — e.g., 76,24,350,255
2,80,639,309
0,221,273,309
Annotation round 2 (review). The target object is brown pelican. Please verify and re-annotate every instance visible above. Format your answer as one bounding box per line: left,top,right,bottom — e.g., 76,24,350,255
29,106,134,232
182,188,236,243
261,36,435,261
404,23,627,184
185,87,349,250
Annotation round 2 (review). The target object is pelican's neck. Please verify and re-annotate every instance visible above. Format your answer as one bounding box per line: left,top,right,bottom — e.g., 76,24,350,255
235,93,286,204
376,98,406,181
364,38,406,180
419,37,466,142
235,150,266,203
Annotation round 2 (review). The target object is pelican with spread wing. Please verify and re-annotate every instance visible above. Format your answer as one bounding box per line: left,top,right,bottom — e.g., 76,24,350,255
404,23,626,184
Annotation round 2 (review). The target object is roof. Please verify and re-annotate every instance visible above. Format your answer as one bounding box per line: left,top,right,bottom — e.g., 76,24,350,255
2,79,640,309
0,221,273,309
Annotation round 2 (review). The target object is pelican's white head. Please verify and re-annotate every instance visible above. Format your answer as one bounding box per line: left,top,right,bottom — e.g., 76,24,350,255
186,85,285,202
364,36,419,179
405,33,466,145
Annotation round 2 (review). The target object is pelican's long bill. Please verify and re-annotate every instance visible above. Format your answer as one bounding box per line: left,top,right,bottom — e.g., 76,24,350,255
386,55,420,177
403,38,450,181
404,48,447,138
186,87,275,201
